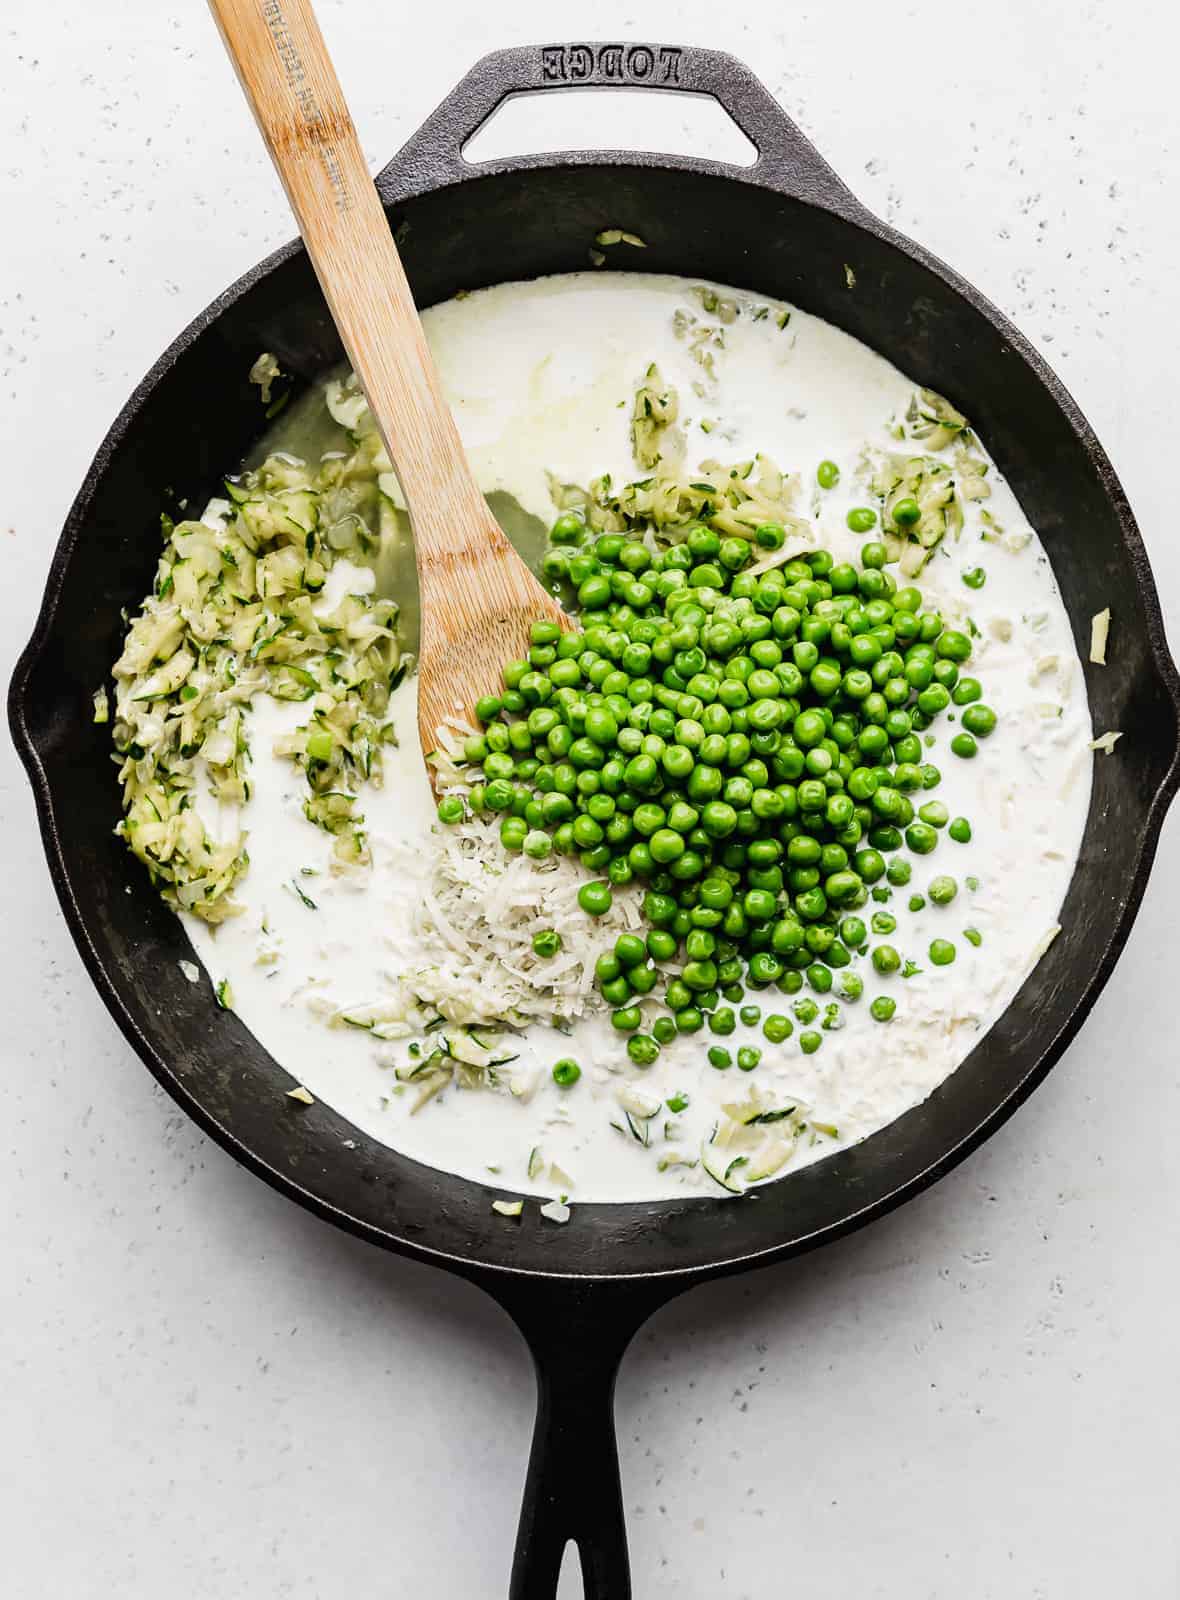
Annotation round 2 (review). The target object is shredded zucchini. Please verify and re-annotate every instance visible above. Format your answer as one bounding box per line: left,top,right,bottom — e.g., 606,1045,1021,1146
111,375,403,922
553,367,809,548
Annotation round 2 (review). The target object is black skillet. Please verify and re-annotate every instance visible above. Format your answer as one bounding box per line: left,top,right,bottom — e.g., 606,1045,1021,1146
9,42,1180,1598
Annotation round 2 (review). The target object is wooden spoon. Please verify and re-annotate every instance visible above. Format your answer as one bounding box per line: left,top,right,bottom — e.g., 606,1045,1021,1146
208,0,569,769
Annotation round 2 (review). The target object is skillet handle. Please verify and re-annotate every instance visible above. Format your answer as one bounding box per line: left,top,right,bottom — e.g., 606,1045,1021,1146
488,1278,672,1600
377,42,869,221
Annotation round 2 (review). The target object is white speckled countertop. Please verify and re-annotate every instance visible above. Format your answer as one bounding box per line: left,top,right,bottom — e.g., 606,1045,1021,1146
3,3,1180,1595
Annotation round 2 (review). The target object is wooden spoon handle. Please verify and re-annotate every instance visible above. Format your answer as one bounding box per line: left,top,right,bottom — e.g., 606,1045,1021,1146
207,0,491,560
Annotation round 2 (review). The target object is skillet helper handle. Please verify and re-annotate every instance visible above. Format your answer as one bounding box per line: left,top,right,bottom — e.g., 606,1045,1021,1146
495,1280,668,1600
379,41,868,219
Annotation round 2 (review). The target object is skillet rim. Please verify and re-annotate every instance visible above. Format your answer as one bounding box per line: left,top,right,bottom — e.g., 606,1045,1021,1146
10,102,1180,1289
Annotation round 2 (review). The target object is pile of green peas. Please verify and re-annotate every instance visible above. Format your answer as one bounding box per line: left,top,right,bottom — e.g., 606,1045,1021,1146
442,512,997,1067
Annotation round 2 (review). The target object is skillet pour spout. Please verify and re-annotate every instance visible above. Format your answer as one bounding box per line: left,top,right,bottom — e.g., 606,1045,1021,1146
9,39,1180,1600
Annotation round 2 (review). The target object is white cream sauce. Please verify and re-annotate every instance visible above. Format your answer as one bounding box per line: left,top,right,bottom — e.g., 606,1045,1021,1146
183,273,1093,1204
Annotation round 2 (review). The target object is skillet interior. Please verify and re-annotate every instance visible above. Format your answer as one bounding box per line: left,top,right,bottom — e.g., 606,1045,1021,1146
11,155,1180,1285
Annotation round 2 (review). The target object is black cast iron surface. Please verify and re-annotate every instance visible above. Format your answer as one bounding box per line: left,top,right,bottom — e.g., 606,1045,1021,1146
9,42,1180,1600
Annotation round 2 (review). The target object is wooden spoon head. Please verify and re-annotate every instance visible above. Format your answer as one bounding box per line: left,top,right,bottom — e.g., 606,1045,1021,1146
415,507,571,773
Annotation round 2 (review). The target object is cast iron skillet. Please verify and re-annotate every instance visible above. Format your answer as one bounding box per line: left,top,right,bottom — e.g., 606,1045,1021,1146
9,41,1180,1598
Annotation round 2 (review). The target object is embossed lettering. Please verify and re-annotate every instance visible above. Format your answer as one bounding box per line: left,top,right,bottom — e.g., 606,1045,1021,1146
539,42,684,87
658,47,682,83
541,45,566,82
597,45,625,80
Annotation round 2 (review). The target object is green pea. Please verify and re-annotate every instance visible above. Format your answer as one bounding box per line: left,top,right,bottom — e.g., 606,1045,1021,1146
840,916,867,948
611,933,644,968
964,927,983,948
870,996,896,1023
961,704,997,739
854,848,886,884
682,959,719,991
847,507,878,533
892,497,921,528
871,944,901,975
950,732,978,760
436,795,464,825
799,1030,823,1054
627,1033,660,1067
532,929,562,958
962,566,986,590
817,459,840,489
916,683,951,716
652,1017,678,1045
675,1006,704,1034
948,816,972,843
838,971,864,1002
905,822,939,855
708,1006,737,1037
761,1013,792,1043
578,880,613,916
929,938,956,966
737,1046,762,1072
951,677,983,706
649,828,686,863
748,951,785,985
550,512,586,546
600,976,631,1007
584,705,618,746
500,817,527,851
929,875,958,906
552,1058,581,1086
707,1045,733,1070
936,629,972,662
611,1005,643,1032
806,963,833,994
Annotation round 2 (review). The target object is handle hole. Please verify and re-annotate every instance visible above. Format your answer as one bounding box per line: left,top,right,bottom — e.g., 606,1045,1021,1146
557,1539,584,1598
461,87,758,169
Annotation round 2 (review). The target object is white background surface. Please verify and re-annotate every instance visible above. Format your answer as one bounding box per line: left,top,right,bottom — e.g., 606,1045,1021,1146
3,2,1179,1595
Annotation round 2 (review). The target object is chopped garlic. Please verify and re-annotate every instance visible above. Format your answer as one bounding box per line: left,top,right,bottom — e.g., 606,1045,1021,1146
617,1084,662,1121
988,617,1014,643
1090,608,1111,665
1089,730,1123,754
287,1085,315,1105
540,1200,571,1224
178,960,200,984
248,351,281,404
492,1199,523,1218
510,1067,541,1104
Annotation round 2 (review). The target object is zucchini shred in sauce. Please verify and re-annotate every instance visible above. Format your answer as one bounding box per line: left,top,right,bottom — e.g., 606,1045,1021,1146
110,274,1093,1206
